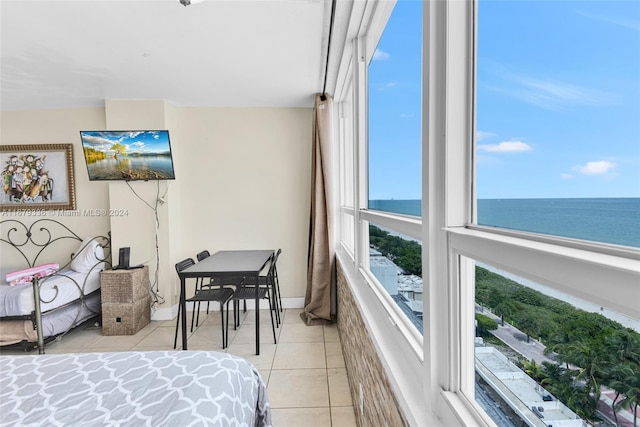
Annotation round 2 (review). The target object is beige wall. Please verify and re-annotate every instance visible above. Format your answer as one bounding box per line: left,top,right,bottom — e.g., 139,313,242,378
173,107,312,306
0,107,111,267
1,103,312,315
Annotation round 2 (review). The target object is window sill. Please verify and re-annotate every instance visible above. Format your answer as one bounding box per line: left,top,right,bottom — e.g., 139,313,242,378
447,226,640,322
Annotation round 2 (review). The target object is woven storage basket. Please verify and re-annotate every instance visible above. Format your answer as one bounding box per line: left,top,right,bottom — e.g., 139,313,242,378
102,295,151,336
100,266,149,303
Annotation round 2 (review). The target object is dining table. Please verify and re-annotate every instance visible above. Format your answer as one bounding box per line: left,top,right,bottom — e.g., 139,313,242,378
177,249,274,355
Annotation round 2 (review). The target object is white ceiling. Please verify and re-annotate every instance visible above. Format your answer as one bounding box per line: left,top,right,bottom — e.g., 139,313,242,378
0,0,332,111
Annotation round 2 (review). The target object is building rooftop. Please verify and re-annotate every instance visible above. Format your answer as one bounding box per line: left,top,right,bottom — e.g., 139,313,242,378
475,346,583,426
391,294,423,334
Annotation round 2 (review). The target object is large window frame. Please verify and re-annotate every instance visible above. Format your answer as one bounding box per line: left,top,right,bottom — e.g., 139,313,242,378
332,0,640,425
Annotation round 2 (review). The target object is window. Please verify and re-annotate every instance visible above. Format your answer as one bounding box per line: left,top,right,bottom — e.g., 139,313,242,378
339,80,355,253
472,3,640,418
368,223,423,334
332,0,639,425
473,259,639,425
476,0,640,248
361,0,424,336
368,0,422,216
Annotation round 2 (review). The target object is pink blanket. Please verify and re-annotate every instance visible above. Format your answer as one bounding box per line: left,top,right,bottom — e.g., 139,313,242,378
6,263,60,286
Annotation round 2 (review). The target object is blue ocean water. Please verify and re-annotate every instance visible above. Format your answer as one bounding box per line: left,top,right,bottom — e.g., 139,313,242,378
368,198,640,248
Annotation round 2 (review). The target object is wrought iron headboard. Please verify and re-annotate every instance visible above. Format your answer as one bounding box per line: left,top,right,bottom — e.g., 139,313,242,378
0,219,111,269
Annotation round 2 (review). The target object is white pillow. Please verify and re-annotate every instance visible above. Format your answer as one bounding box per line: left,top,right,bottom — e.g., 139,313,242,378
70,237,105,273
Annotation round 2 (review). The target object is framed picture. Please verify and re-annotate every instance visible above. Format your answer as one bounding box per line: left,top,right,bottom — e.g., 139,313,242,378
1,144,76,211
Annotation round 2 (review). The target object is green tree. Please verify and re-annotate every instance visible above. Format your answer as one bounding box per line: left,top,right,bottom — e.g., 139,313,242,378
493,300,517,326
512,287,544,307
368,225,422,277
111,143,127,156
541,361,569,388
522,359,544,382
514,311,541,343
564,339,606,405
608,329,640,365
566,387,598,420
475,313,497,337
605,330,640,426
611,363,640,427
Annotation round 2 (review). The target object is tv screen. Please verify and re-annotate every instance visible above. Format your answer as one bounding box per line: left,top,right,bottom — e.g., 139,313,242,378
79,130,176,181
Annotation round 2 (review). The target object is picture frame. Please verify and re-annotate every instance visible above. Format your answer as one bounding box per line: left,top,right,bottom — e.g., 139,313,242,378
1,144,76,211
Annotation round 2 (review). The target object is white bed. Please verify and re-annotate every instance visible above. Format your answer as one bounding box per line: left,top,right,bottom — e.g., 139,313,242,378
0,267,102,317
0,219,110,352
0,350,272,427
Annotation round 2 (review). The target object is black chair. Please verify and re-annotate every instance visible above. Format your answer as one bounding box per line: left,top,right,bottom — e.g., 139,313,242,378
173,258,234,349
269,248,283,322
192,250,241,330
229,254,279,344
243,248,283,325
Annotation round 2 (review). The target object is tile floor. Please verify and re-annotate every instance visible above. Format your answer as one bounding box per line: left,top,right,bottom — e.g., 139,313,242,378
1,307,356,427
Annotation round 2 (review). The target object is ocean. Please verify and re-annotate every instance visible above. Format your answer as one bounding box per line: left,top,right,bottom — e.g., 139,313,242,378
368,198,640,248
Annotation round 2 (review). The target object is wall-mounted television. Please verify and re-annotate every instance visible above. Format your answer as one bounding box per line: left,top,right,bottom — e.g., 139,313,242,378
79,130,176,181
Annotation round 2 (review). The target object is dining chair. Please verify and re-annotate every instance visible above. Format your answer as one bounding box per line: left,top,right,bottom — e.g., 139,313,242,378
173,258,234,349
229,254,279,344
193,250,241,330
241,248,283,325
269,248,283,321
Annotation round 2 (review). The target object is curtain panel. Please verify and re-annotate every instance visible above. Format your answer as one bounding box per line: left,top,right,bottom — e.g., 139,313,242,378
301,94,336,326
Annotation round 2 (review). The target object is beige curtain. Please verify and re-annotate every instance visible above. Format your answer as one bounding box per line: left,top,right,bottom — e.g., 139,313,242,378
301,94,335,326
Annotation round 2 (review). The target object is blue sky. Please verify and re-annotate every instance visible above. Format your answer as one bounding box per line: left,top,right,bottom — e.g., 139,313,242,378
80,131,172,156
368,0,640,200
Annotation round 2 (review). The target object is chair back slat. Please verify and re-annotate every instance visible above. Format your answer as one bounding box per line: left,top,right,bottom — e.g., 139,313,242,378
175,258,195,274
196,250,210,262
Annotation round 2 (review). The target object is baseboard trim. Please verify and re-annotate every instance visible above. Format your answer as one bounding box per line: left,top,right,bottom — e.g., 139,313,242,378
151,297,305,321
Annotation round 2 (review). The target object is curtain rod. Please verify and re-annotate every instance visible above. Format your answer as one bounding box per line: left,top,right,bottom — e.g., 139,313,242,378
321,0,336,102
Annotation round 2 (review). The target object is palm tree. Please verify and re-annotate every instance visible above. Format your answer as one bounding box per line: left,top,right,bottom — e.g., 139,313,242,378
611,363,640,427
608,330,640,365
522,359,545,382
564,339,606,404
610,363,627,426
566,386,597,420
606,331,640,426
541,361,565,386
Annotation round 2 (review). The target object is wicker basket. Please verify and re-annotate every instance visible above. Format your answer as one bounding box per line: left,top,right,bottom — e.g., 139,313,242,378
100,266,149,303
102,295,151,336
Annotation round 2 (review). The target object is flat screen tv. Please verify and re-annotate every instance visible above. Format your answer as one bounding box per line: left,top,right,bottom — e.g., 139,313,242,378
79,130,176,181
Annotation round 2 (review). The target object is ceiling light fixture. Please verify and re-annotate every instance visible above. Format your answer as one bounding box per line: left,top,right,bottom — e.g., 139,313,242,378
179,0,205,6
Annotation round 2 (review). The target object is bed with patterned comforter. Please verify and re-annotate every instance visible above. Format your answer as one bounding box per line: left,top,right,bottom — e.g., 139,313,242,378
0,350,272,427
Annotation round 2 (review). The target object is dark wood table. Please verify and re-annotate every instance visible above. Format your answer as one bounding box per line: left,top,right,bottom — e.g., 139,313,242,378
177,249,273,355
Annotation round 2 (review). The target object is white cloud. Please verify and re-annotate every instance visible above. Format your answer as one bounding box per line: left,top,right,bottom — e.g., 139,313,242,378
476,130,496,141
560,173,575,179
573,160,617,175
485,63,616,110
477,140,533,153
513,77,610,109
577,10,640,32
373,49,390,61
374,81,398,91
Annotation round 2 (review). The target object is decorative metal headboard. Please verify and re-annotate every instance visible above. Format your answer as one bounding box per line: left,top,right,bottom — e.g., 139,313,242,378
0,219,111,269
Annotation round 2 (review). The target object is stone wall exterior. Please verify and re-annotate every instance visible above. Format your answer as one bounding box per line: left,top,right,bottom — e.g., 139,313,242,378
336,260,408,427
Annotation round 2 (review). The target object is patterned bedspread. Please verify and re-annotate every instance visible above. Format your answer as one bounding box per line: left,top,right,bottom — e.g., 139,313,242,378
0,350,272,427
